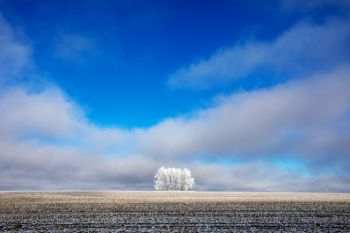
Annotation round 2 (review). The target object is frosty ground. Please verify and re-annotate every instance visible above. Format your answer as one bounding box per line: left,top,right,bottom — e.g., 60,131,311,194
0,191,349,232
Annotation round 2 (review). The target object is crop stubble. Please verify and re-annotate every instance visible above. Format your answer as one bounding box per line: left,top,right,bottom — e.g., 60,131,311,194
0,191,349,232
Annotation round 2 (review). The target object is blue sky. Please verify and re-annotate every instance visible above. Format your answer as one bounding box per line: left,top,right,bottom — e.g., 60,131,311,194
0,0,331,127
0,0,350,191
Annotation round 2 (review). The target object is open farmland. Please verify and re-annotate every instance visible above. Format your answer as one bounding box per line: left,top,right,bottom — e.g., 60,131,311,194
0,192,350,232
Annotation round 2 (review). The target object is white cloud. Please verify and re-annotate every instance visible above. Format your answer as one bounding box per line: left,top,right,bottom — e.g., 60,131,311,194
190,162,350,192
0,70,349,190
0,15,32,82
0,137,157,190
168,17,350,89
0,87,84,140
0,86,153,190
142,67,350,163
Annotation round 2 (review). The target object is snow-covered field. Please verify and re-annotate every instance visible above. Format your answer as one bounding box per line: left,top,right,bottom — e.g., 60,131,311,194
1,191,349,232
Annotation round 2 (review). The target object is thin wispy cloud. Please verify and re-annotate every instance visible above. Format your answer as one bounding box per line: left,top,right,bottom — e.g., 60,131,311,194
281,0,350,12
54,33,95,62
0,15,32,82
168,17,350,89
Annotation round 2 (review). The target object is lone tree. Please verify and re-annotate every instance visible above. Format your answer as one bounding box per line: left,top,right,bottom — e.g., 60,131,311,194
154,167,195,191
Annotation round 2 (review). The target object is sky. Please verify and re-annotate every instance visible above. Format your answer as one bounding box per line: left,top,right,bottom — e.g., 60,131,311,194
0,0,349,191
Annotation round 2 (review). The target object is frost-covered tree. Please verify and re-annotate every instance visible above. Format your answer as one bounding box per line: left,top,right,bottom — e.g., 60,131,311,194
179,168,194,191
154,167,195,191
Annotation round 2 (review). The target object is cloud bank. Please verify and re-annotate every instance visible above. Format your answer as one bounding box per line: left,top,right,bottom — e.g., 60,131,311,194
143,67,350,162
